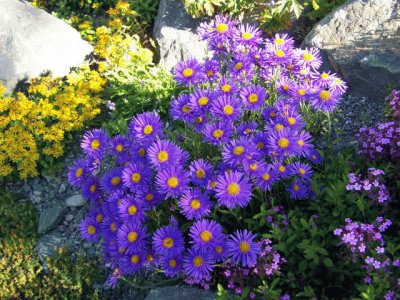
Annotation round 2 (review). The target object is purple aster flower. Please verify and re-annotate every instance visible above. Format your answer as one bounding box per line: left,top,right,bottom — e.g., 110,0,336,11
174,58,204,86
129,112,164,141
288,162,313,181
105,190,125,214
222,137,258,166
129,141,151,163
212,236,229,262
188,88,214,114
160,254,182,278
234,24,263,46
183,248,215,281
308,150,323,164
210,94,242,121
155,165,190,198
253,131,269,154
310,88,341,112
287,179,308,200
273,161,291,179
120,251,145,275
79,216,101,242
189,219,224,250
199,14,238,43
270,33,295,49
102,217,121,241
152,225,185,256
117,222,148,254
202,120,234,145
240,84,268,111
262,106,280,123
82,176,101,201
109,135,130,156
119,195,146,224
147,139,182,170
217,76,239,96
255,164,279,191
289,83,312,103
283,108,304,130
121,162,152,192
267,129,297,159
276,76,295,96
227,229,260,267
215,171,252,209
101,167,124,194
189,159,214,186
68,158,88,187
81,128,108,158
237,121,258,136
135,188,163,209
229,53,253,78
179,188,212,220
295,131,314,157
242,159,266,177
294,47,322,69
203,59,220,82
169,94,193,122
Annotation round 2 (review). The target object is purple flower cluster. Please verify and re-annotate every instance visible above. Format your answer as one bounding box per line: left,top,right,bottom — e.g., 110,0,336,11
346,168,390,204
357,89,400,161
221,238,285,298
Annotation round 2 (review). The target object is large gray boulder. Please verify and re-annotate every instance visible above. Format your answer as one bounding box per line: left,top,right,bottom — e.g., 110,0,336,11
0,0,93,91
153,0,208,72
302,0,400,99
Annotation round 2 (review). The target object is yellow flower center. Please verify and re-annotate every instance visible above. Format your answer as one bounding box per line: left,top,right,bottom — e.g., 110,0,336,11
96,214,103,223
200,230,213,242
321,72,329,79
139,148,146,157
118,248,126,254
221,84,231,92
241,32,252,40
131,254,139,264
312,155,317,160
157,151,169,162
163,237,174,248
87,225,96,235
167,177,179,188
128,205,137,215
190,199,201,210
298,89,306,96
257,142,264,150
196,116,203,124
303,53,313,61
127,231,138,242
274,124,285,131
91,139,100,150
210,181,217,188
169,259,177,268
90,184,97,193
274,38,284,45
227,183,240,195
216,23,228,33
248,93,258,103
215,246,223,253
131,172,141,183
182,105,191,113
117,199,122,206
278,165,285,172
143,125,153,135
75,168,83,178
111,176,121,186
233,146,244,156
245,128,251,134
287,117,296,125
319,90,331,101
262,173,270,181
239,241,250,253
110,223,116,232
206,70,213,77
116,144,124,152
145,193,154,201
275,50,285,58
182,68,194,77
283,84,289,91
293,184,300,191
198,97,209,106
278,138,289,148
212,129,224,139
223,105,234,115
234,62,243,70
249,163,258,171
196,169,205,178
297,139,304,146
146,254,154,262
193,256,204,267
299,168,306,175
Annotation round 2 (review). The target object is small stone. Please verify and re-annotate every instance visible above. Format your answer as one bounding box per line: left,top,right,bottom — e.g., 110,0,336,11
36,231,64,262
66,194,87,207
57,225,66,232
65,214,74,222
37,205,67,234
83,242,92,249
145,286,216,300
33,190,42,196
58,183,67,193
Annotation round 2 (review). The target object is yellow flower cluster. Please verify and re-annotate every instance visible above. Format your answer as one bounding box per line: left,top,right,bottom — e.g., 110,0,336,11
0,68,105,179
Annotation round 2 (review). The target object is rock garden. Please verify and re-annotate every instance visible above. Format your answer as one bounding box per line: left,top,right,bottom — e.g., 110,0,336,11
1,0,399,299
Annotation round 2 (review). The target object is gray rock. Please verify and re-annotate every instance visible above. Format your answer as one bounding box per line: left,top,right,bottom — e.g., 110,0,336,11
65,214,74,222
58,183,67,193
153,0,207,71
0,0,93,92
37,205,66,234
66,194,87,207
302,0,400,100
36,231,64,262
145,286,216,300
33,190,42,196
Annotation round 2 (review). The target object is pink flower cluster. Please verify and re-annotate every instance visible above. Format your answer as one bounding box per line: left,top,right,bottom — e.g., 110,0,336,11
346,168,390,204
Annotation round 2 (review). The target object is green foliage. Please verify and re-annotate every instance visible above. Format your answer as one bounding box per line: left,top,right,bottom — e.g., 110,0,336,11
183,0,225,18
0,189,105,299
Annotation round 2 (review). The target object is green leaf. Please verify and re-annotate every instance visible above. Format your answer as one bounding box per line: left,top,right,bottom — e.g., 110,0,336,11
323,257,334,267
